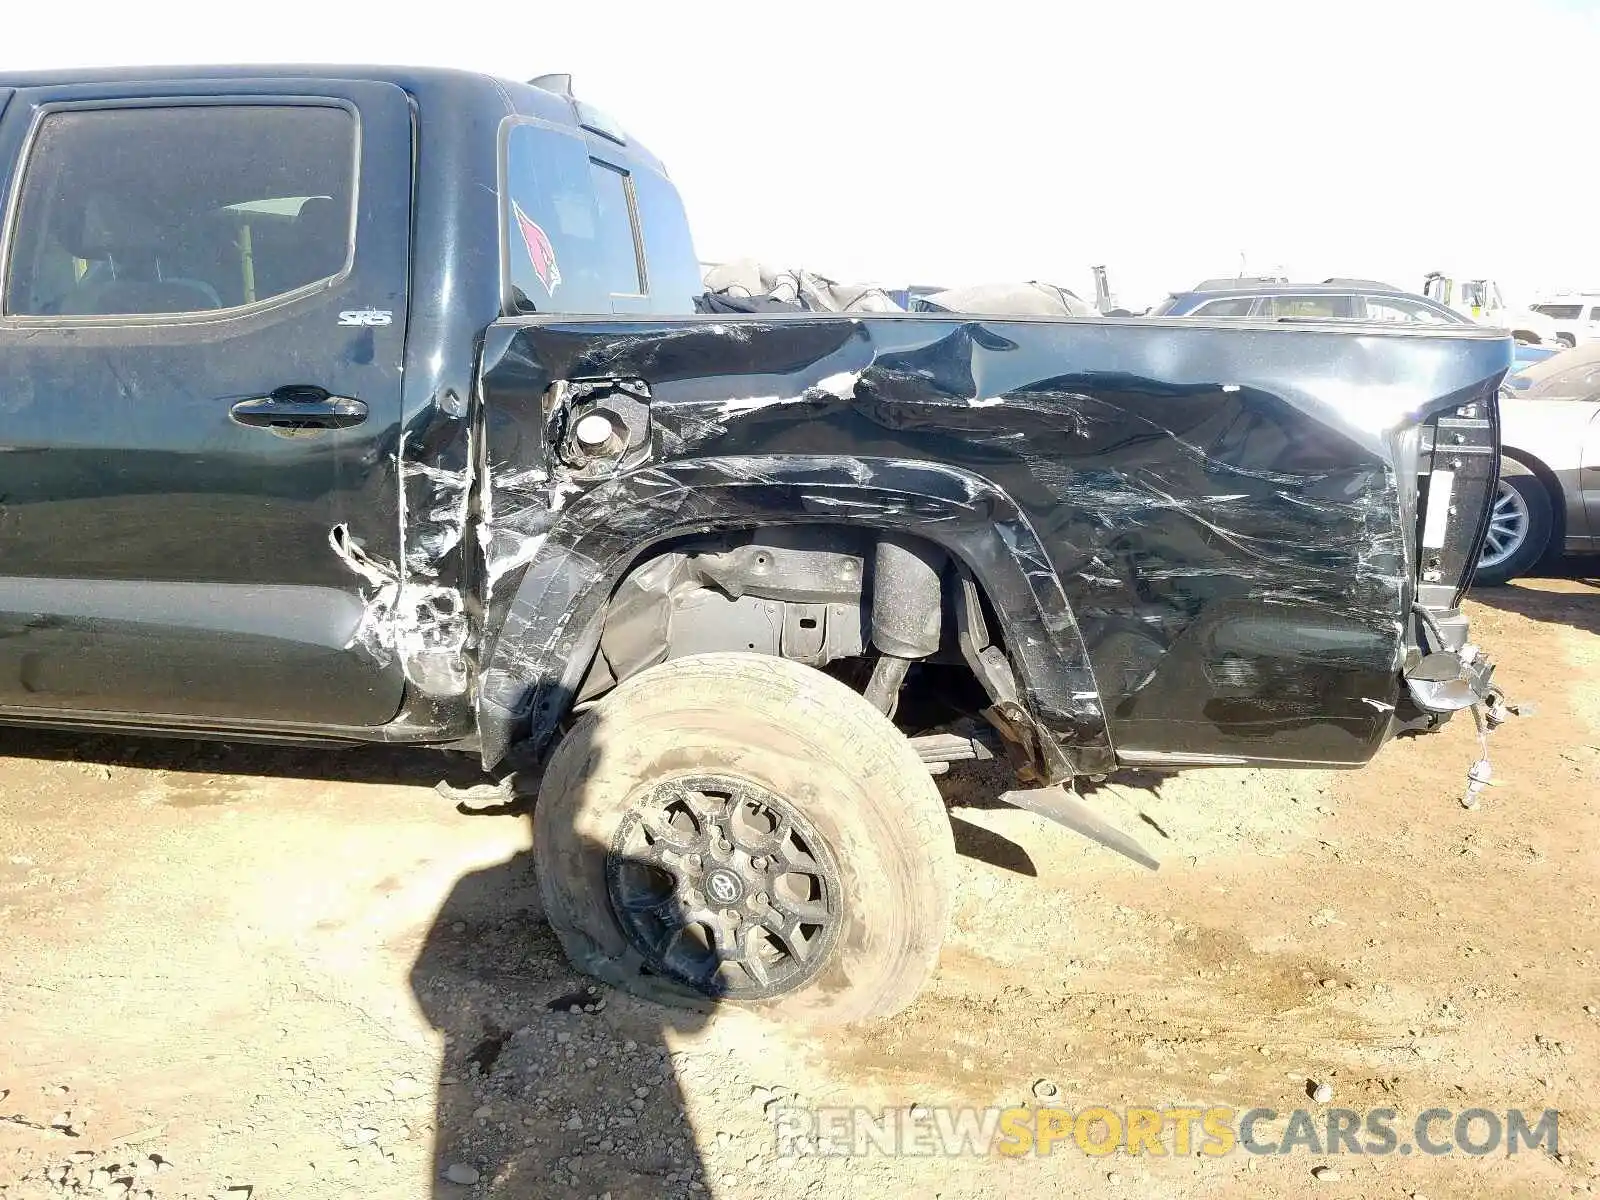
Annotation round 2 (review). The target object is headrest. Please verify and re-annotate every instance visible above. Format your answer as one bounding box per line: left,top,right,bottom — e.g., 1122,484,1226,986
65,193,167,258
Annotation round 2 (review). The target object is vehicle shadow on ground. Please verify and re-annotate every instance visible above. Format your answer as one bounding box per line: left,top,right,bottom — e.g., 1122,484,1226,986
0,725,490,788
1471,557,1600,637
409,829,714,1199
0,728,716,1197
935,760,1174,877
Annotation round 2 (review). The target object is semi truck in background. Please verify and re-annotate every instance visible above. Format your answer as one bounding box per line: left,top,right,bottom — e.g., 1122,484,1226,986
1423,273,1559,346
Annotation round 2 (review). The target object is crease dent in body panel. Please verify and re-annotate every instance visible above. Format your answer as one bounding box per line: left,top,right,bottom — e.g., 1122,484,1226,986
478,462,578,600
707,370,861,420
328,522,471,697
325,417,475,698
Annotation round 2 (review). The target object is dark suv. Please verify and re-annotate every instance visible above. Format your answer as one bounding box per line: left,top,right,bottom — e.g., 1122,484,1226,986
1152,281,1471,325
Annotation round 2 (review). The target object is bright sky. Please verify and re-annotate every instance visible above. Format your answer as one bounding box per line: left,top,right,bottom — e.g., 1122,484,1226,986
7,0,1599,311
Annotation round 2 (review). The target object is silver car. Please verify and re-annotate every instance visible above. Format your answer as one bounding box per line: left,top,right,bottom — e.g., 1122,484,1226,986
1484,343,1600,584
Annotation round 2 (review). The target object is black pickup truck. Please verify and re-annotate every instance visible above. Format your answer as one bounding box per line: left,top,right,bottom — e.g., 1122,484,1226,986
0,65,1511,1021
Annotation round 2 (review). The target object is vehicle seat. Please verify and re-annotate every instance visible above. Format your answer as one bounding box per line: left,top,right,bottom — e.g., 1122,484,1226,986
56,194,222,316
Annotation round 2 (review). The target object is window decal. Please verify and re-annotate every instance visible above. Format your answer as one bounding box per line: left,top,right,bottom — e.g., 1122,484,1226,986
512,200,562,295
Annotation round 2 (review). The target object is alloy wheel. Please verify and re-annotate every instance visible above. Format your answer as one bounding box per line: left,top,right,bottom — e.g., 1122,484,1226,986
606,774,843,999
1478,479,1530,571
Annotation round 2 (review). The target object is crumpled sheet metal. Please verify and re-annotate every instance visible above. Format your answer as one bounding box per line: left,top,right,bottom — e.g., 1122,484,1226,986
328,400,476,704
477,455,1109,770
474,315,1509,770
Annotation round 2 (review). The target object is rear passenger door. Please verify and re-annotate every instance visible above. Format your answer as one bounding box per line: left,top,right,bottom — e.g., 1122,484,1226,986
0,80,413,729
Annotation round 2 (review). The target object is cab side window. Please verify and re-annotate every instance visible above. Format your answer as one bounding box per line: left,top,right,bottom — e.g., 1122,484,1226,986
1192,297,1256,317
1260,294,1352,319
5,104,355,318
503,122,650,314
1364,297,1455,324
1535,304,1581,320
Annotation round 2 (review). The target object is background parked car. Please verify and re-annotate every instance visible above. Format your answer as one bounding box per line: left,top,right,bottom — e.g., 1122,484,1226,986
1482,342,1600,584
1510,342,1563,382
1529,295,1600,348
1150,281,1471,324
1150,278,1585,585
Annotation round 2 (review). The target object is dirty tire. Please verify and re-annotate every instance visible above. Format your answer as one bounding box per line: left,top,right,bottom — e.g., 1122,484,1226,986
534,652,955,1023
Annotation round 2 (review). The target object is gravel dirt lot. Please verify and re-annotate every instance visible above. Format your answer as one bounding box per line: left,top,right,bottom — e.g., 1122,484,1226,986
2,576,1597,1200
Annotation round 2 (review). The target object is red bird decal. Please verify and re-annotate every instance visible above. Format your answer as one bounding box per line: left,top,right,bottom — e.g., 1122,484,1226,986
512,201,562,295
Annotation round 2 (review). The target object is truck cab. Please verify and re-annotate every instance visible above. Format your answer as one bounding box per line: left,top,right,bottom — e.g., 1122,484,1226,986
1423,272,1559,345
0,66,699,737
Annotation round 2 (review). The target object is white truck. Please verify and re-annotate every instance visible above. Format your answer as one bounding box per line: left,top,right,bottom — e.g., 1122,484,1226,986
1423,273,1560,346
1528,294,1600,348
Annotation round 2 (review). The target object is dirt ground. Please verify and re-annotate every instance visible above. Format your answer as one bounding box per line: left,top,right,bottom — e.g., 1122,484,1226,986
2,575,1597,1200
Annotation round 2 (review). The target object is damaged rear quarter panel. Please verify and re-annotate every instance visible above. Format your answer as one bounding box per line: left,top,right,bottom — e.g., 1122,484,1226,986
474,314,1509,770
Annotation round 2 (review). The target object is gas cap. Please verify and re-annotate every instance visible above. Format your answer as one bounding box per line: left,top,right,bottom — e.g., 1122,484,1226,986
574,412,618,451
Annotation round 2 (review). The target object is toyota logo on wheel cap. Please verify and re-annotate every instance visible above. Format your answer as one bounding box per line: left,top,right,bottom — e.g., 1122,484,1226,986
705,868,743,906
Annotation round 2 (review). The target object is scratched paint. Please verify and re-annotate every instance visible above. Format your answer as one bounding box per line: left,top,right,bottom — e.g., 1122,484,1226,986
333,313,1509,772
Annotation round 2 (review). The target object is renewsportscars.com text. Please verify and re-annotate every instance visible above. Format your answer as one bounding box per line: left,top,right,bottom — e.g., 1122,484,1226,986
772,1105,1560,1159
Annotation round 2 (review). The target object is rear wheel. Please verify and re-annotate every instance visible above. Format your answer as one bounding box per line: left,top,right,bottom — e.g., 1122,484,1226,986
534,653,956,1023
1474,464,1553,586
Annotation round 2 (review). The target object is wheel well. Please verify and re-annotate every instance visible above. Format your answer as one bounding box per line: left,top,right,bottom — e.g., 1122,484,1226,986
582,525,1002,692
1512,330,1543,345
577,526,1052,778
1500,448,1564,547
476,459,1113,779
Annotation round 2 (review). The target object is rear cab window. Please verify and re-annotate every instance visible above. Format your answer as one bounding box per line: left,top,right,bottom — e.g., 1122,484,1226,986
4,103,355,318
501,121,647,315
500,116,701,317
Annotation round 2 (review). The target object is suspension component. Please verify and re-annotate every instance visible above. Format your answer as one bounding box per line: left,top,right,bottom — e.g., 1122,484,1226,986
863,535,946,717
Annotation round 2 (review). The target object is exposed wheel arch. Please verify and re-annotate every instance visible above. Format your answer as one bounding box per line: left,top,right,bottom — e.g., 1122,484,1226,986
1498,447,1566,549
1473,453,1557,586
577,526,1076,785
474,457,1111,775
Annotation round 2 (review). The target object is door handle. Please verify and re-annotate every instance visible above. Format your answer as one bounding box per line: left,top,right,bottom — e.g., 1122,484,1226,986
229,386,368,431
